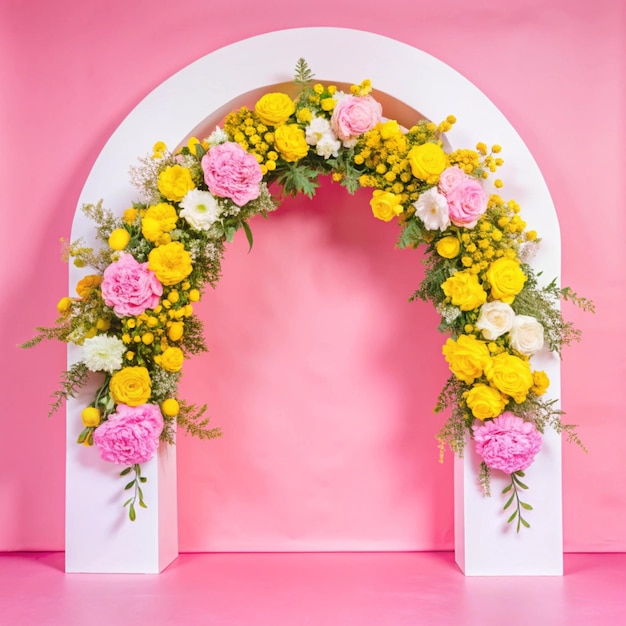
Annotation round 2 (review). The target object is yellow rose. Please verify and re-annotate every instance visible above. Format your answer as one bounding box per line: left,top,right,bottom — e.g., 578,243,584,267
110,366,151,406
57,297,73,314
81,406,101,427
531,370,550,396
442,334,491,384
76,274,102,299
148,241,193,286
254,92,296,126
486,257,527,304
370,190,404,222
274,124,309,162
380,120,402,140
141,203,178,243
407,143,448,181
168,322,184,341
161,398,180,417
160,346,184,372
108,228,131,251
484,352,533,404
441,271,487,311
157,165,195,202
436,236,461,259
465,383,507,420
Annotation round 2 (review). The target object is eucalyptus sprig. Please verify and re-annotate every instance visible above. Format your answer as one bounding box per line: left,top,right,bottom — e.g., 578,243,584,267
503,470,533,532
121,464,148,521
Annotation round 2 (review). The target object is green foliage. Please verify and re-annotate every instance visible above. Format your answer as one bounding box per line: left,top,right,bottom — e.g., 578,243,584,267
177,400,222,441
121,464,148,521
293,58,315,86
48,362,91,418
503,470,533,532
274,162,321,198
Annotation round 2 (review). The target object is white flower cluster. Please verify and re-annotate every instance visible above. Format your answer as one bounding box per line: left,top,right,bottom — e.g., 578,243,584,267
305,116,341,159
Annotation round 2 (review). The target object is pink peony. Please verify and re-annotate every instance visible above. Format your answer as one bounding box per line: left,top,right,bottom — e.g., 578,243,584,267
101,253,162,318
331,94,382,143
438,166,467,194
445,176,488,228
473,412,542,474
201,141,263,206
93,403,164,465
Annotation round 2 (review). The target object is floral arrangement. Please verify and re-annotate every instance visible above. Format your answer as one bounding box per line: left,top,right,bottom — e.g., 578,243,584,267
24,60,592,528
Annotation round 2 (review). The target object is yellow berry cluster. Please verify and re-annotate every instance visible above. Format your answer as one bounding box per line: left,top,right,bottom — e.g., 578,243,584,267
120,282,200,366
223,107,277,175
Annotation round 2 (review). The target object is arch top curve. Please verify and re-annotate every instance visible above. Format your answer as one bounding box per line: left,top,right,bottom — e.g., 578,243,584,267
73,27,559,282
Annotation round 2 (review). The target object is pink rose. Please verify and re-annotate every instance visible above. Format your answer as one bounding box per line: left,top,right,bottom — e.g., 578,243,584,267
201,142,262,206
331,94,382,143
93,403,164,465
101,253,163,318
438,166,467,194
445,177,488,228
473,412,542,474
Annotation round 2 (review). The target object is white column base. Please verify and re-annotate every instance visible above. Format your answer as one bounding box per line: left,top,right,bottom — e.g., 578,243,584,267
454,428,563,576
65,372,178,574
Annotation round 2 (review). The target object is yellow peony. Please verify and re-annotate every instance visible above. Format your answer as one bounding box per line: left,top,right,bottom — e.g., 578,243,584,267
110,366,151,406
57,297,73,314
436,236,461,259
486,257,527,304
442,334,491,385
157,165,195,202
254,92,296,126
274,124,309,162
370,190,404,222
148,242,193,286
407,143,448,181
141,203,178,243
441,271,487,311
160,346,184,372
531,370,550,396
465,383,507,420
108,228,131,251
484,352,533,404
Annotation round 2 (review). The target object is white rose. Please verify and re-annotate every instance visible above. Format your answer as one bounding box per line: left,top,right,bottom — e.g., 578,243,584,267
315,134,341,159
509,315,545,356
412,187,450,231
475,301,515,340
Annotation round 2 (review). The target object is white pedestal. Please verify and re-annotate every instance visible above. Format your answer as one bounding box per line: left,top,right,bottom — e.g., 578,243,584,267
65,370,178,574
454,427,563,576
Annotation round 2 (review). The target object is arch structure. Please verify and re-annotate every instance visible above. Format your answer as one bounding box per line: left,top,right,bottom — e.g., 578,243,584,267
67,28,562,575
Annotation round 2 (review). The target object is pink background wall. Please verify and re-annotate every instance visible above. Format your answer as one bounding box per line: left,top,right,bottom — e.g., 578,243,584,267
1,0,624,552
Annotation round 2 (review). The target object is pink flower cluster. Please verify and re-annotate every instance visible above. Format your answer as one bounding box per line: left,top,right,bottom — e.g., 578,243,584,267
438,166,488,228
93,403,164,465
331,94,382,144
473,412,542,474
201,141,263,206
101,253,162,317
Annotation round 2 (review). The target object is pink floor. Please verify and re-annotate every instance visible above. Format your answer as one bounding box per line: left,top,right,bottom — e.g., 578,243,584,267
1,552,624,625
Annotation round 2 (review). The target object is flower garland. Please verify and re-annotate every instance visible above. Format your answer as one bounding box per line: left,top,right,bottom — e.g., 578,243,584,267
24,60,592,528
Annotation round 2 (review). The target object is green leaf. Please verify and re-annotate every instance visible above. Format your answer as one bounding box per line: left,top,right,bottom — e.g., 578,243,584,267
516,471,526,478
194,143,207,160
129,504,136,522
139,476,147,483
520,518,530,529
76,428,89,444
503,493,515,510
242,221,254,252
135,464,142,477
120,467,132,477
124,480,135,490
507,510,517,524
502,484,513,494
224,225,236,243
520,502,533,511
512,475,529,490
139,501,148,509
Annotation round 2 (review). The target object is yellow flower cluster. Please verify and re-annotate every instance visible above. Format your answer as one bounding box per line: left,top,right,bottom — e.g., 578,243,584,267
223,106,277,176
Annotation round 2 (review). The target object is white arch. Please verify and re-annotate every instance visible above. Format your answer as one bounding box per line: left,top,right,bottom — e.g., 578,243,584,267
68,28,562,575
